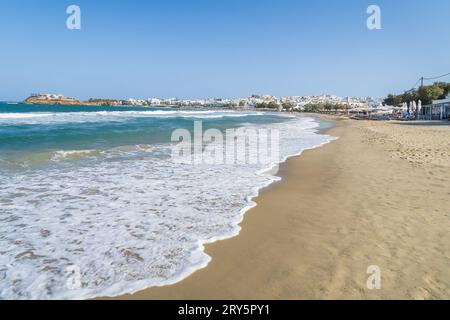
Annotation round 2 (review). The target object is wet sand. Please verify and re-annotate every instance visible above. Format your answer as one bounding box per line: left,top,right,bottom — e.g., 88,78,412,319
113,118,450,300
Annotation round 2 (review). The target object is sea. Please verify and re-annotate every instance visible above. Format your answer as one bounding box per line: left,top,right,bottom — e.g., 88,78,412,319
0,103,335,299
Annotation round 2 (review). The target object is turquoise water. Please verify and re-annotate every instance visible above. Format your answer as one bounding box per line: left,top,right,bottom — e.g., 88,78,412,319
0,104,286,167
0,103,334,299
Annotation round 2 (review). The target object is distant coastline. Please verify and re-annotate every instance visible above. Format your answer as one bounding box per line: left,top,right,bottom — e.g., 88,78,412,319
16,89,450,121
19,93,251,110
22,94,145,107
19,93,384,111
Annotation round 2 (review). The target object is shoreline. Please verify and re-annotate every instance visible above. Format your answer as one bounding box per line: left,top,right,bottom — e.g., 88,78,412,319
94,114,336,300
110,117,449,300
1,107,335,300
107,119,341,300
104,117,338,300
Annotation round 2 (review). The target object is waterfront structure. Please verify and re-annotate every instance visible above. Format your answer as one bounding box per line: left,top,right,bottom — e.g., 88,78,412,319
422,95,450,120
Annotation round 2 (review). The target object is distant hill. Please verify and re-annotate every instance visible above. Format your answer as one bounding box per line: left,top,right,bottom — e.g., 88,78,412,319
22,94,140,106
23,94,82,105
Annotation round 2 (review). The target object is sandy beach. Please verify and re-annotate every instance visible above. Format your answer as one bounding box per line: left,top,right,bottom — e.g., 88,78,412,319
114,118,450,300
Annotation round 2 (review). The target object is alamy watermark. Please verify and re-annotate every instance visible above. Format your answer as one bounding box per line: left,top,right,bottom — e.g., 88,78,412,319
65,5,381,31
367,5,382,30
366,265,382,290
170,121,281,169
66,265,82,290
63,5,383,31
66,4,382,30
66,5,81,30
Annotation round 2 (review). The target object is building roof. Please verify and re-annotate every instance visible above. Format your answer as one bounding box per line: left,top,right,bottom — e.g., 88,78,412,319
432,95,450,105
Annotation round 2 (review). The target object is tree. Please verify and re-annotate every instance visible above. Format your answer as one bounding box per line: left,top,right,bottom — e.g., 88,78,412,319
384,82,450,107
384,94,403,106
401,91,419,103
267,101,279,109
303,104,320,113
255,101,278,109
282,101,293,111
417,84,445,105
434,82,450,98
323,103,334,111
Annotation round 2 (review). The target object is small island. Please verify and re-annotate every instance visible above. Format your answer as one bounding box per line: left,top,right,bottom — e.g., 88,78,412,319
23,94,137,107
24,93,83,105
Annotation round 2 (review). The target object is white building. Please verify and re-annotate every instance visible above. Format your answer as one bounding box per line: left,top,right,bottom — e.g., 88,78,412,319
423,94,450,120
148,98,162,106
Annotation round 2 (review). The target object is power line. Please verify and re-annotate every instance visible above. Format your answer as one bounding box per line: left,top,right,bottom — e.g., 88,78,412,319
398,72,450,97
404,79,422,93
404,72,450,93
412,79,421,89
423,72,450,81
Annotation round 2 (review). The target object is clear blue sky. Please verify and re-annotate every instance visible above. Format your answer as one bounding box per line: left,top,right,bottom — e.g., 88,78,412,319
0,0,449,100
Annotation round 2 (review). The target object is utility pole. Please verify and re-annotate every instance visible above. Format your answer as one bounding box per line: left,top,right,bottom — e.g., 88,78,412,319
420,77,424,88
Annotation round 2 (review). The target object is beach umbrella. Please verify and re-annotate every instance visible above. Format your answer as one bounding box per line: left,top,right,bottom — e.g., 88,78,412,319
417,100,422,115
402,102,408,114
412,101,417,116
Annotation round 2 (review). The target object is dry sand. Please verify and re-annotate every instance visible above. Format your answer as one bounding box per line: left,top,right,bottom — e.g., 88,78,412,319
114,118,450,300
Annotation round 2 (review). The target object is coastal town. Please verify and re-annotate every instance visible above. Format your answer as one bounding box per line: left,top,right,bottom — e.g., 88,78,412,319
22,92,384,109
22,85,450,121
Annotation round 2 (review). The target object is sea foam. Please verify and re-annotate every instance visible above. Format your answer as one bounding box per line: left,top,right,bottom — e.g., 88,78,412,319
0,110,265,125
0,113,334,299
